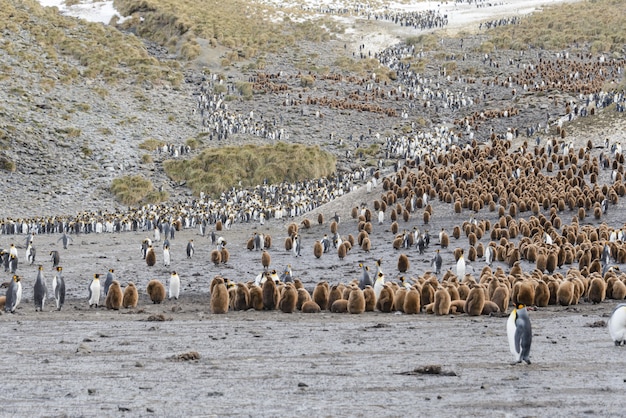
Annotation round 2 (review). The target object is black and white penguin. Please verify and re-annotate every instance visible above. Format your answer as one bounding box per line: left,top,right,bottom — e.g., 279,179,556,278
52,266,65,311
4,275,21,313
432,249,443,276
33,265,47,312
26,243,36,265
292,234,301,257
608,303,626,346
104,269,115,297
9,254,18,274
186,240,194,259
507,305,532,364
169,271,180,300
163,245,171,267
88,274,101,308
50,250,60,268
279,265,293,283
58,232,73,249
358,263,372,290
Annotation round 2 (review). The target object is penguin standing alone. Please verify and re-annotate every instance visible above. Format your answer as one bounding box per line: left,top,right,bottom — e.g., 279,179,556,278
608,303,626,346
52,266,65,311
186,240,194,259
33,264,47,312
507,305,532,364
169,271,180,300
50,250,60,268
163,245,171,267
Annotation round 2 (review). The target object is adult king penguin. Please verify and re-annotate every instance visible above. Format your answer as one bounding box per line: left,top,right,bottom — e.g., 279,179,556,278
89,274,101,308
608,303,626,346
52,266,66,311
169,271,181,300
4,275,21,313
507,305,532,364
33,264,47,312
104,269,115,297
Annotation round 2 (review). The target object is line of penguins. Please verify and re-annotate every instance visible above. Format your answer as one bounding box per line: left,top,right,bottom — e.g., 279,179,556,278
1,265,181,313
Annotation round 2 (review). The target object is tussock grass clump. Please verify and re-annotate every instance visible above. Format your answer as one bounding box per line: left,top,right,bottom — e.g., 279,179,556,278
0,155,16,172
110,175,168,205
115,0,345,62
163,143,336,197
0,0,182,84
139,138,165,151
487,0,626,52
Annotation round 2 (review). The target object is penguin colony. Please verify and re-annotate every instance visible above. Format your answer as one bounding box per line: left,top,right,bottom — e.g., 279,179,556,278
4,66,626,362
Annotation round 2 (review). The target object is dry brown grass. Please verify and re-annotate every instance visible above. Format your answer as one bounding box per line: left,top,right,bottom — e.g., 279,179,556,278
487,0,626,53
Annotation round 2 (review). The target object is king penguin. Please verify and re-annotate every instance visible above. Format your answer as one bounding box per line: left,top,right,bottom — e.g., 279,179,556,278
53,266,66,311
89,274,101,308
50,250,60,268
432,249,443,276
104,269,115,297
4,275,21,313
358,263,372,290
292,234,302,257
33,264,47,312
186,239,195,259
456,249,466,279
507,305,532,364
608,303,626,346
163,245,171,267
169,271,181,300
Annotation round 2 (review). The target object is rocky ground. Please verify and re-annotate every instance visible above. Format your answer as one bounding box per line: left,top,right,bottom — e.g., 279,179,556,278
2,0,626,416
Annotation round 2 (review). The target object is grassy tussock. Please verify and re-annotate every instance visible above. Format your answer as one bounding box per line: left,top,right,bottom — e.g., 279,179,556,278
163,143,336,197
115,0,342,62
139,138,165,151
487,0,626,53
110,175,168,205
0,0,182,84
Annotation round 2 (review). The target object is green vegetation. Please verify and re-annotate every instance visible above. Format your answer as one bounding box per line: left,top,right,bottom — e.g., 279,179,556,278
486,0,626,52
110,175,168,205
115,0,344,63
0,0,182,84
163,143,336,196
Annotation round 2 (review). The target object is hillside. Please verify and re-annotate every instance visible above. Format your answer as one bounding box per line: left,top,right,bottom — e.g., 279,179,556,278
1,0,625,220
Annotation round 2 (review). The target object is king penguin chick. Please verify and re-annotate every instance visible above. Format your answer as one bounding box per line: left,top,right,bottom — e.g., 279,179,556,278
608,303,626,346
33,264,47,312
507,305,532,364
88,274,101,308
169,271,181,300
52,266,65,311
